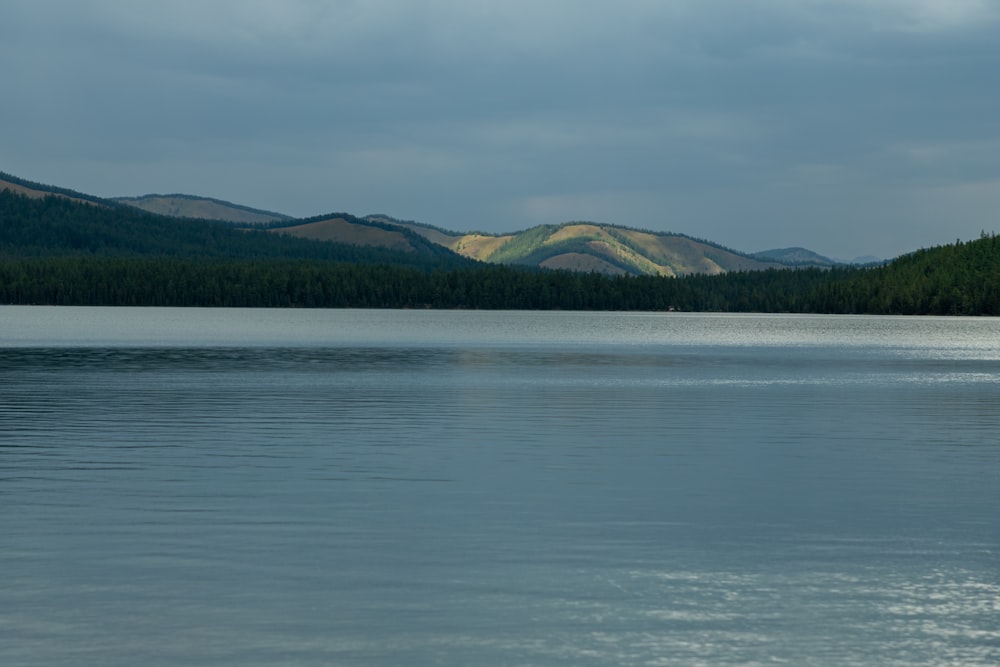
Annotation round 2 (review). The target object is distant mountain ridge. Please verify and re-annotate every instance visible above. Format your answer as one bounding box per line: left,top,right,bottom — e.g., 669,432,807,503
0,175,294,226
0,172,111,207
361,217,790,277
752,247,838,267
753,247,885,267
115,194,293,225
3,170,998,314
2,169,850,276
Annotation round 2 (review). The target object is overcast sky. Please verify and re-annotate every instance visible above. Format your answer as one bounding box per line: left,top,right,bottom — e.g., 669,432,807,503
4,1,999,259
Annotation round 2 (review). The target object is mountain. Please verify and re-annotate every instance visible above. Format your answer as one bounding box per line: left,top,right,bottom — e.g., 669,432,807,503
265,214,465,257
752,247,839,267
1,170,840,276
846,255,885,266
0,174,292,225
754,247,885,268
0,172,111,207
0,185,469,271
283,216,789,277
3,170,997,313
115,194,292,225
831,234,1000,314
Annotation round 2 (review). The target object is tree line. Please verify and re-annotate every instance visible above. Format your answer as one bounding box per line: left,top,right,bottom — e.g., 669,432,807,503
0,190,467,269
1,188,998,314
1,234,997,313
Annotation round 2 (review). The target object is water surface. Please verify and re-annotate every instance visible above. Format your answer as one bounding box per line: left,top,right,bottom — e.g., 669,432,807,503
2,308,998,665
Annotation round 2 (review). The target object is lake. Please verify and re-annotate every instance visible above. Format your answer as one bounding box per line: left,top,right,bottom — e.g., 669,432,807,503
2,307,998,666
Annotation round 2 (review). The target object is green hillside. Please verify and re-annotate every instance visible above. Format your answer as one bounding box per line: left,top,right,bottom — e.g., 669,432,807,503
371,218,787,276
1,171,997,314
1,168,824,278
0,189,469,270
833,234,1000,315
1,170,843,277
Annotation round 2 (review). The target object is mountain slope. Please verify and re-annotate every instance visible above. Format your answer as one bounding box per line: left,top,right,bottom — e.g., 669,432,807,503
835,234,1000,314
3,170,997,313
264,214,461,257
1,170,835,277
0,172,111,207
364,218,785,277
0,188,471,270
115,194,292,224
752,247,838,267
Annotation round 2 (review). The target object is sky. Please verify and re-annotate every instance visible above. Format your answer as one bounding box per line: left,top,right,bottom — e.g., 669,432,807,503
3,1,1000,260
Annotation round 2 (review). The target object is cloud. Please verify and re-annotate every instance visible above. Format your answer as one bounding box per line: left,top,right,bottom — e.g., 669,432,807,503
3,0,999,259
857,0,1000,33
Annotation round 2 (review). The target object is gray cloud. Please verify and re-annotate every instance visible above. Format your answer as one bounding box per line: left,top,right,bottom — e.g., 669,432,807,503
4,0,999,259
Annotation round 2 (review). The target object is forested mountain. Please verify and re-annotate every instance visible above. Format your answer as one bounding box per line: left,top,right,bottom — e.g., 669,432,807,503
1,171,997,314
832,234,1000,314
3,170,847,276
0,189,469,270
0,171,111,207
115,194,292,224
1,170,839,276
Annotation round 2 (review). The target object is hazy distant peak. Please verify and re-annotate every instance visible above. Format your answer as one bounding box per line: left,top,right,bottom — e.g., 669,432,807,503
115,194,292,224
752,247,839,267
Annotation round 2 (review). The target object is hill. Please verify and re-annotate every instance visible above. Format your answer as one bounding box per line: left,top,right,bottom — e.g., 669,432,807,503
4,169,995,314
0,187,470,270
0,172,111,207
265,214,450,256
115,194,292,224
846,255,885,266
3,171,834,277
1,173,997,313
281,216,788,277
752,247,838,267
834,234,1000,314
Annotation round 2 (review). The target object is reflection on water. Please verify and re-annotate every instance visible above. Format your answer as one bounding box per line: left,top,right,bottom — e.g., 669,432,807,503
1,309,999,666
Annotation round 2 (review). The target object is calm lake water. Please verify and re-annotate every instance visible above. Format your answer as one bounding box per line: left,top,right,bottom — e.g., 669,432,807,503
2,307,999,666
